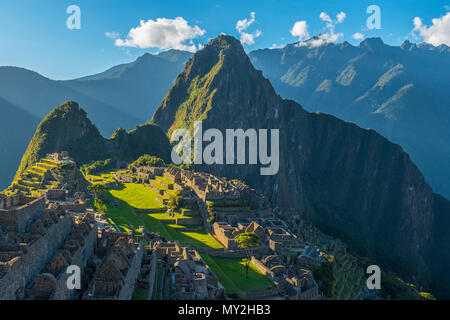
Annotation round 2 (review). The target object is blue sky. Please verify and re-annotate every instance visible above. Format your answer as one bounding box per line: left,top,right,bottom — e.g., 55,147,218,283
0,0,448,79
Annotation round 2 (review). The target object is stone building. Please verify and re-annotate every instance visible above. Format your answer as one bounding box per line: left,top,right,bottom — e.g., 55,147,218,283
82,235,143,300
149,240,224,300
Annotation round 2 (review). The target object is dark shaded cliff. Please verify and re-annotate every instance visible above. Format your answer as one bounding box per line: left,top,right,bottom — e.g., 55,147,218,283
249,39,450,199
153,35,450,298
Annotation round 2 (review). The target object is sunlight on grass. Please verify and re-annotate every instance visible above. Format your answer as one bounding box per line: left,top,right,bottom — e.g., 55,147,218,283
201,255,274,297
109,183,165,210
101,183,223,249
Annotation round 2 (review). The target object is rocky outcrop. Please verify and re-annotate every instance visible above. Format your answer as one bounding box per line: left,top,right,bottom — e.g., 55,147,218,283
152,35,450,298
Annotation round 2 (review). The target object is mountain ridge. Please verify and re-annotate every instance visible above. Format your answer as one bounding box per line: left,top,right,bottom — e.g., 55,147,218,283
152,35,450,298
248,37,450,198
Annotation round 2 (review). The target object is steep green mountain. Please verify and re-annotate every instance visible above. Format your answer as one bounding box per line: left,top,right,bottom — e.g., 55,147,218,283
16,101,171,179
0,97,39,190
153,35,450,298
63,50,193,121
248,38,450,199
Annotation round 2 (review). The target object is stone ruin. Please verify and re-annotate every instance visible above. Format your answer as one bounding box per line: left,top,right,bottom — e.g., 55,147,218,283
148,240,224,300
0,188,143,300
251,254,321,300
82,234,143,300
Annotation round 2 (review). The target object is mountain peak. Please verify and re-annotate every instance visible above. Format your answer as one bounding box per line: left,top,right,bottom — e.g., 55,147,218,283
197,35,248,62
400,39,416,50
207,34,243,49
152,34,276,133
359,37,385,50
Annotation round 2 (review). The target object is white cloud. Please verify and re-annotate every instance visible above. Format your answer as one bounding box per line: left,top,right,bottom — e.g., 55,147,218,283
114,17,206,52
412,12,450,46
337,12,347,24
290,21,310,41
105,31,120,39
236,12,256,32
269,43,283,49
294,11,346,47
240,30,262,45
352,32,364,40
236,12,262,45
320,12,332,24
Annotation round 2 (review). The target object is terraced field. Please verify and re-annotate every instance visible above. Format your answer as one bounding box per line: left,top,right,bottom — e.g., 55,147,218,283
309,229,365,300
201,255,274,298
3,158,61,197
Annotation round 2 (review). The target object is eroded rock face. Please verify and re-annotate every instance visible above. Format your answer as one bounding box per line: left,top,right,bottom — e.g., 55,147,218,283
153,35,449,297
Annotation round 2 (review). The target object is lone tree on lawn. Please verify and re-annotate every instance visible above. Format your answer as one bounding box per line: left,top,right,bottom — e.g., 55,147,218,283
234,232,260,279
88,184,106,199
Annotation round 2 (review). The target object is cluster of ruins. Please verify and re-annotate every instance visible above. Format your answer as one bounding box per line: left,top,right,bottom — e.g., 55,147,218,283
106,164,327,300
0,185,143,300
144,237,225,300
0,153,328,300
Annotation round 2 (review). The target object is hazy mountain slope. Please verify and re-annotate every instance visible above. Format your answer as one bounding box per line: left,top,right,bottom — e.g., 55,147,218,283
16,101,171,179
0,97,39,190
248,38,450,198
153,35,450,298
63,50,193,121
0,66,142,136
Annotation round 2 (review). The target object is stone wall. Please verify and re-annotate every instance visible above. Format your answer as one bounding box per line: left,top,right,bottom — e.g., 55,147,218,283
175,217,203,226
0,214,73,300
118,241,144,300
49,220,98,300
46,189,67,201
0,197,46,233
244,285,280,299
251,256,275,281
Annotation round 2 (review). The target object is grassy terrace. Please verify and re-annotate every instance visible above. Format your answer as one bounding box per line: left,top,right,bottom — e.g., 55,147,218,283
93,176,275,298
151,177,177,197
101,183,221,248
87,173,116,185
201,255,274,298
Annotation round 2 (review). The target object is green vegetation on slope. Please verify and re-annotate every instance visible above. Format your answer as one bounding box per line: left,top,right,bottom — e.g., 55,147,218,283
128,154,165,169
16,101,171,182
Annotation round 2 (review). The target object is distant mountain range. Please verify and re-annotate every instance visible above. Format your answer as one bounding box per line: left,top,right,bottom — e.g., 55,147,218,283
14,35,449,298
0,97,39,192
62,49,193,121
249,37,450,198
151,35,450,298
1,38,448,201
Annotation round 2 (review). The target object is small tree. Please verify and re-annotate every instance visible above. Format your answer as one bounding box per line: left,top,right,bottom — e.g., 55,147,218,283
88,184,106,199
234,232,260,279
